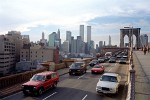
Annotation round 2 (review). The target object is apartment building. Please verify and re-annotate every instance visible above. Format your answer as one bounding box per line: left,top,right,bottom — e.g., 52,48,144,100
20,44,59,70
0,35,16,76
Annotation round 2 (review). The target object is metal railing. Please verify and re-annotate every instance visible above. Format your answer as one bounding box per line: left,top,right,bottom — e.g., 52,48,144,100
126,47,136,100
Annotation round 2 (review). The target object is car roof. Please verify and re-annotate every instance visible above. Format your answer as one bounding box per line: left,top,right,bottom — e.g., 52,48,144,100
103,73,118,77
35,71,56,76
74,61,84,63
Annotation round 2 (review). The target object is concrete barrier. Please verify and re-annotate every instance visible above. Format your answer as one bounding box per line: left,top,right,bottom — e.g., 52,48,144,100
126,49,136,100
0,68,46,89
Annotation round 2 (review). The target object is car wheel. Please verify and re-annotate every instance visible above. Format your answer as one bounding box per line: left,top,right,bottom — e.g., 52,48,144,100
53,82,57,88
69,72,72,75
23,91,28,96
38,88,43,96
115,88,119,94
91,71,94,74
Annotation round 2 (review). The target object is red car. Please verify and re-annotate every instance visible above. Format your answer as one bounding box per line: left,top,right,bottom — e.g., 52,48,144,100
22,71,59,96
91,64,105,74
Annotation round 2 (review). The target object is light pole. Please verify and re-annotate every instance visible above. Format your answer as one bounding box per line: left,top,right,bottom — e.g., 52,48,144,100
129,26,133,65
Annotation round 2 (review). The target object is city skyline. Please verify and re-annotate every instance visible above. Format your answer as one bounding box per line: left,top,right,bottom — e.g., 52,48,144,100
0,0,150,46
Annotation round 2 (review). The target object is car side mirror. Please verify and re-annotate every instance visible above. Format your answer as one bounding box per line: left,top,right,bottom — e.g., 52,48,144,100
100,77,102,81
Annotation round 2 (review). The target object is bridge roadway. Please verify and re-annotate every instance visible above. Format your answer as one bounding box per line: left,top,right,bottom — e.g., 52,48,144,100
1,60,128,100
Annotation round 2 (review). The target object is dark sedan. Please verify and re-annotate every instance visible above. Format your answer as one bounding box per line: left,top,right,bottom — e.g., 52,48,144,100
109,57,116,63
69,62,87,75
89,60,99,67
119,58,126,64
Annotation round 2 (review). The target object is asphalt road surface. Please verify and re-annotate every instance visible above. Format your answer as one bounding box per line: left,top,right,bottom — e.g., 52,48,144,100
1,61,128,100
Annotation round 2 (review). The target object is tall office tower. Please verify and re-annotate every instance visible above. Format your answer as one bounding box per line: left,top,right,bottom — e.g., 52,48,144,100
48,32,57,47
62,41,69,53
109,35,111,46
140,34,148,46
57,29,60,39
66,31,72,52
80,25,84,42
42,32,44,39
0,35,16,76
87,26,91,43
76,36,82,53
99,41,103,48
96,44,99,53
56,29,61,49
99,41,103,53
71,36,74,53
87,26,91,54
104,41,106,47
66,31,72,44
89,40,95,54
40,32,47,46
6,31,23,62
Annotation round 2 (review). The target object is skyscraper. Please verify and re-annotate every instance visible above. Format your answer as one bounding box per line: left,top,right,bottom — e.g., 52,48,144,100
104,41,106,47
56,29,61,49
140,34,148,46
87,26,91,54
62,41,69,53
40,32,47,46
87,26,91,43
42,32,44,39
80,25,84,42
109,35,111,46
57,29,60,39
48,32,57,47
66,31,72,44
99,41,103,48
76,36,82,53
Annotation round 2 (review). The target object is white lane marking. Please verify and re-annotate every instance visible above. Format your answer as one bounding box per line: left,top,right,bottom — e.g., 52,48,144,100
1,91,22,100
42,92,57,100
108,67,112,72
82,94,88,100
78,74,85,79
115,63,117,66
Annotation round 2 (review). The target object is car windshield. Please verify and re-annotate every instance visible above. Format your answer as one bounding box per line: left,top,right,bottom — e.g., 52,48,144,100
94,65,102,68
101,75,118,82
92,60,97,63
71,62,83,68
120,58,125,60
31,75,45,81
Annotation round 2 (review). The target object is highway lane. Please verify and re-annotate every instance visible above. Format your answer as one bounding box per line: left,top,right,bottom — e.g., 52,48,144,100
1,61,128,100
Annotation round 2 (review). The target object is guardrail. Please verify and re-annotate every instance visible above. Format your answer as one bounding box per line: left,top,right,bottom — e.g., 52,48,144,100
126,49,136,100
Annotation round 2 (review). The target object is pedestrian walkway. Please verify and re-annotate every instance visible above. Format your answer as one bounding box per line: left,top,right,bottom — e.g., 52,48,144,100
133,51,150,100
0,68,69,98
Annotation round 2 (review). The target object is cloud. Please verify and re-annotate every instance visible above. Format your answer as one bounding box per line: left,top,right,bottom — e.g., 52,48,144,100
0,0,150,43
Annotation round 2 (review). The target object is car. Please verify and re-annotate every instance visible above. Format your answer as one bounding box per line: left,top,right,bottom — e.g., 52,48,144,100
22,71,59,96
69,62,86,75
123,55,128,59
96,73,121,94
89,60,99,67
109,57,116,63
119,58,126,64
98,57,105,63
91,64,105,74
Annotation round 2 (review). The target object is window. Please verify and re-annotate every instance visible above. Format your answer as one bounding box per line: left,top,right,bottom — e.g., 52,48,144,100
46,75,51,79
52,73,57,78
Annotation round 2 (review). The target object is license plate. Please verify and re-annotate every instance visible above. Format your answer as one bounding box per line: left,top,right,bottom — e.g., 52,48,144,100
25,90,30,92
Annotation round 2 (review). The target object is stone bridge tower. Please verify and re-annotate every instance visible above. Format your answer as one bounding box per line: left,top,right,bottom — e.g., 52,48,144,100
120,27,141,48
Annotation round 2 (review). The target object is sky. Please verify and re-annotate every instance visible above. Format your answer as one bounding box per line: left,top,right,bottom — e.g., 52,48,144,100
0,0,150,46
